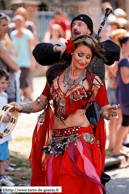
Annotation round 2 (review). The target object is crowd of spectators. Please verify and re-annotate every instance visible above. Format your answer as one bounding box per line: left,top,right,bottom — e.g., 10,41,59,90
99,2,129,157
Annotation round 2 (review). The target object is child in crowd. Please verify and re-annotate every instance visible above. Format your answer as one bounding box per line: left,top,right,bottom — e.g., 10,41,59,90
0,68,14,186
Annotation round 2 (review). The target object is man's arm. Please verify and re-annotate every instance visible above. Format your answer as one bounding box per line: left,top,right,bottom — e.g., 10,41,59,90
32,43,67,66
33,39,120,67
98,40,120,66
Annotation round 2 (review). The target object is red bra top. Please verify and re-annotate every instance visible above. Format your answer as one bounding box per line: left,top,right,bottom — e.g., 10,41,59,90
42,70,97,120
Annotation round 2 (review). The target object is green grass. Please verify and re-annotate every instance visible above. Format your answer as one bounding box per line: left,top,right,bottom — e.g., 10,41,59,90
15,158,31,168
15,137,32,141
106,148,113,156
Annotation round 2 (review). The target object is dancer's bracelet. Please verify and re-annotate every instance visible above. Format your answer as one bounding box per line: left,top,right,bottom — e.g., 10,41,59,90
36,97,46,110
100,107,112,120
19,103,33,114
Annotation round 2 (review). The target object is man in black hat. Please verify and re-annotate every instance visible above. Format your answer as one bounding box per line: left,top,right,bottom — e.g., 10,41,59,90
33,14,119,82
71,14,93,37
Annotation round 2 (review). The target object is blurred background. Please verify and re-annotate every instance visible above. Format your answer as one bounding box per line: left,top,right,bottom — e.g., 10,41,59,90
0,0,128,45
1,0,129,77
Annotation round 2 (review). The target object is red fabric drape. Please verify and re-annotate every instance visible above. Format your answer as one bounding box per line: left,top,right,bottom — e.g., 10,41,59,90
95,86,109,108
95,118,106,173
28,104,54,186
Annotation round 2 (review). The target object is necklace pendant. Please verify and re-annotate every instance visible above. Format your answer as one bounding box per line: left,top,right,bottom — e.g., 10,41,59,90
79,80,83,86
63,84,67,87
60,97,65,106
69,79,74,85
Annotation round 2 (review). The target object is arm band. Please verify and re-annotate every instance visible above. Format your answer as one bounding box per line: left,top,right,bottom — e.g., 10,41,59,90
19,103,33,114
36,97,46,110
100,107,112,120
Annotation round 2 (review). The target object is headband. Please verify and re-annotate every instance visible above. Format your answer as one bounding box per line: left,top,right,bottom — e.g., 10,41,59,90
65,36,96,54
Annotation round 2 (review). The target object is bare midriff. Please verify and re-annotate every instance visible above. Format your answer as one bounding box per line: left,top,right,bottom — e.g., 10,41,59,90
54,109,90,129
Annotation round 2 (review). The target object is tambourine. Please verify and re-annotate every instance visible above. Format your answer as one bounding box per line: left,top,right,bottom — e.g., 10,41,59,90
0,104,18,138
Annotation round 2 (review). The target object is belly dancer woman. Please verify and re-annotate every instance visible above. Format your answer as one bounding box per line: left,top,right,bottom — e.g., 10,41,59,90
10,34,119,194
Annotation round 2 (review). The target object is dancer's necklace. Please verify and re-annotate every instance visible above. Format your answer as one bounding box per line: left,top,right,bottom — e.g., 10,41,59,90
62,66,86,92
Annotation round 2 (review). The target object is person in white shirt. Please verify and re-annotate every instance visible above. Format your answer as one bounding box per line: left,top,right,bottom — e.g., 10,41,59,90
0,68,14,186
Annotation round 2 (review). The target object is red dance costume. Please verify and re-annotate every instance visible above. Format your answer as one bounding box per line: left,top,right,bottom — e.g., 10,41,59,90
29,70,109,194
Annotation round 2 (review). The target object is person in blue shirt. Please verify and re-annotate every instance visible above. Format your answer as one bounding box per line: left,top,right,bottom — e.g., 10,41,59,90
10,15,34,102
113,34,129,157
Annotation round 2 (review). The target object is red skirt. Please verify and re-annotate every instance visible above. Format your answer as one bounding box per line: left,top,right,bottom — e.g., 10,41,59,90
29,105,106,194
44,125,104,194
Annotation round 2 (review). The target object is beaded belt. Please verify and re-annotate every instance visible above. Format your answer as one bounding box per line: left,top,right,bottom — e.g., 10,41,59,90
52,126,80,137
41,133,80,157
41,126,98,157
42,127,80,157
